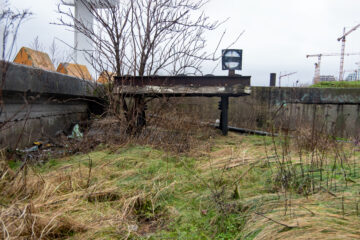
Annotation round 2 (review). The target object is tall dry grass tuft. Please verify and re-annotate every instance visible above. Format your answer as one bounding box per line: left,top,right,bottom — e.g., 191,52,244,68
0,203,86,239
0,133,182,239
0,151,87,239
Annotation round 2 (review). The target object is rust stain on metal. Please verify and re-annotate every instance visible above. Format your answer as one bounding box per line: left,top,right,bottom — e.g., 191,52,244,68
115,75,251,87
114,75,251,97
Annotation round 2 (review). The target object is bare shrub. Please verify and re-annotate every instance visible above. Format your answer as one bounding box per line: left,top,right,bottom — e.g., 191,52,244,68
82,97,215,153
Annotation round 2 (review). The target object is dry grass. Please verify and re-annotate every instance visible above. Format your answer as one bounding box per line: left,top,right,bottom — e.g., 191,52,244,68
1,131,359,239
0,147,177,239
242,193,360,240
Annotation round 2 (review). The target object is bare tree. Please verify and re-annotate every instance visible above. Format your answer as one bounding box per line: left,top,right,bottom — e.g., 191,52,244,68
0,0,32,61
30,36,44,51
0,1,32,132
57,0,224,133
30,36,71,68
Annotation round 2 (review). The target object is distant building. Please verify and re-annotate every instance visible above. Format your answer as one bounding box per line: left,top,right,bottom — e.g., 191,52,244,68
319,75,336,82
345,70,359,81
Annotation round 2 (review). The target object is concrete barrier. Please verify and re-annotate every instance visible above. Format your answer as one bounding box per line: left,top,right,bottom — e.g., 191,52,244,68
0,61,104,148
229,87,360,138
172,87,360,138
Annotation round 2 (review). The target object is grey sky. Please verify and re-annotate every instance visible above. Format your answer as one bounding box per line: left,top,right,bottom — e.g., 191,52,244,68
8,0,360,86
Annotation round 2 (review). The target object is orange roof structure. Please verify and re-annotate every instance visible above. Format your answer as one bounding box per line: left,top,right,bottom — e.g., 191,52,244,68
13,47,55,71
97,71,115,84
56,62,93,81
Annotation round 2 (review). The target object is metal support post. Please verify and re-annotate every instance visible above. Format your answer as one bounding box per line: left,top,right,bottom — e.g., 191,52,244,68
135,96,146,129
218,69,234,136
219,96,229,135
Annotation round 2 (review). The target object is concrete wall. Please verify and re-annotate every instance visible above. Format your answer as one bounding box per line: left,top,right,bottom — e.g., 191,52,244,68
174,87,360,138
233,87,360,138
228,96,360,138
0,61,103,148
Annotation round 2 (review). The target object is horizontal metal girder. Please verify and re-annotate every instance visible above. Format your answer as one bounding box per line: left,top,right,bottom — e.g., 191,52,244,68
114,75,251,87
116,85,251,97
114,75,251,97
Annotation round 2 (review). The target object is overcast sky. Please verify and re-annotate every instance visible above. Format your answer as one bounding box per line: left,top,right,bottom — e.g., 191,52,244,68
8,0,360,86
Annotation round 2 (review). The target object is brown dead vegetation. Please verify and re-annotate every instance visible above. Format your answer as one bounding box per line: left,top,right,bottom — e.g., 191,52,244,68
0,100,211,239
243,193,360,240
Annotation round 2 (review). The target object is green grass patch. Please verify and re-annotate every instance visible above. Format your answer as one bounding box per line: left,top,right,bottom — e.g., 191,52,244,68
311,81,360,88
4,134,360,240
7,160,22,170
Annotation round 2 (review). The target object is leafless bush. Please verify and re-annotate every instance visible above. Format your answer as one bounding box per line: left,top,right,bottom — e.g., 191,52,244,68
82,96,215,153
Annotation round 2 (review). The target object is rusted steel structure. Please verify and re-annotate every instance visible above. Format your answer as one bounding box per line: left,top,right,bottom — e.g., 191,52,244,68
114,75,252,135
114,75,251,96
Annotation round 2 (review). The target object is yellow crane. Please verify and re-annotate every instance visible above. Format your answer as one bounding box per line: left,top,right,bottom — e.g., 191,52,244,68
306,52,360,83
337,24,360,81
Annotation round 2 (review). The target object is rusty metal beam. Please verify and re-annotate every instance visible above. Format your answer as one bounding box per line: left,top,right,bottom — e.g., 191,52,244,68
115,75,250,87
114,75,251,97
116,85,251,97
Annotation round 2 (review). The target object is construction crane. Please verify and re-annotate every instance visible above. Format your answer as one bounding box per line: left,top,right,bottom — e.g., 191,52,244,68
337,24,360,81
306,52,360,84
279,72,297,87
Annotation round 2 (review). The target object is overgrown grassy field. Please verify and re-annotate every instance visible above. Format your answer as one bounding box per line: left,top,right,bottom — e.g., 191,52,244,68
1,133,360,239
312,80,360,88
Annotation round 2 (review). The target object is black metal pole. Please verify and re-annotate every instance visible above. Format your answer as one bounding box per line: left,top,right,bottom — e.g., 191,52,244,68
218,70,234,136
220,96,229,135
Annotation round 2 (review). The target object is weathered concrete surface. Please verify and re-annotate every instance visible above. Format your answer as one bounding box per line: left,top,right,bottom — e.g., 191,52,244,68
0,61,103,148
2,61,96,97
228,97,360,138
230,87,360,137
175,87,360,138
251,87,360,105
